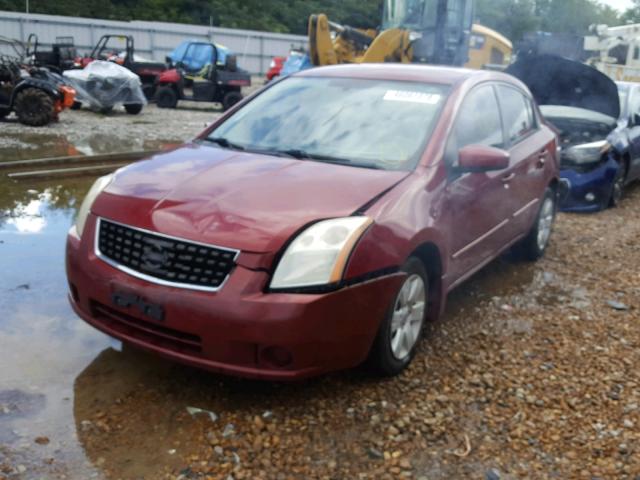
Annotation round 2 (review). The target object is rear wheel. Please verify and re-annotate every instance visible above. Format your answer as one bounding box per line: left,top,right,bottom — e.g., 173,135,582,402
513,188,556,261
124,104,143,115
368,257,428,376
155,86,178,109
14,88,54,126
609,161,628,207
222,91,243,111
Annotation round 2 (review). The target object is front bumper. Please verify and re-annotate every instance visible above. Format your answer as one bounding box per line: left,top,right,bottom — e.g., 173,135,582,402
559,158,618,213
66,215,403,380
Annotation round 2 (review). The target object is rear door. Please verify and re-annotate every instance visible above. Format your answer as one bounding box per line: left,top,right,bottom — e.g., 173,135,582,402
495,84,550,237
444,83,513,284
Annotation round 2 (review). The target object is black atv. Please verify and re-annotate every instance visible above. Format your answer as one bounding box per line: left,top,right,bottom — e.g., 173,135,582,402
0,55,76,126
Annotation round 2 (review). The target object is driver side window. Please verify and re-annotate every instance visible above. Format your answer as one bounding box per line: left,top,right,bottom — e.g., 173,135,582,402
445,84,504,166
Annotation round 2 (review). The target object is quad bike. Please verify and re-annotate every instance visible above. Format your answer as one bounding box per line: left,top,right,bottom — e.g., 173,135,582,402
0,54,76,126
155,41,251,111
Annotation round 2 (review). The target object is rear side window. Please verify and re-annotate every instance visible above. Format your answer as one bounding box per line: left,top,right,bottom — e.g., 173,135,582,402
497,85,536,145
446,84,504,165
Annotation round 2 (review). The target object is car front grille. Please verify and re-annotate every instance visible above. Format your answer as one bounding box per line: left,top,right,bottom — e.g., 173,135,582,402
96,218,239,291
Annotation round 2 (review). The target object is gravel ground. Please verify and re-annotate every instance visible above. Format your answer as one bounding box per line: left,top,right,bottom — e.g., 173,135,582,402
1,105,639,479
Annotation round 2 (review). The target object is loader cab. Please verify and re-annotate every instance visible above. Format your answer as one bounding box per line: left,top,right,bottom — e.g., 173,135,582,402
382,0,474,66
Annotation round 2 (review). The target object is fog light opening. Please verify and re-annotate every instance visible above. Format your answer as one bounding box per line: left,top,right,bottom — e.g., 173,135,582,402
585,192,596,202
260,346,293,368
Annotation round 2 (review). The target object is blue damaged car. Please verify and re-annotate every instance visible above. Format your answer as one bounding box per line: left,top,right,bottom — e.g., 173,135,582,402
507,54,640,212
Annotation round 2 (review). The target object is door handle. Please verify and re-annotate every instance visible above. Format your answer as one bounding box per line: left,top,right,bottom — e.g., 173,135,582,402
537,149,548,167
502,173,516,182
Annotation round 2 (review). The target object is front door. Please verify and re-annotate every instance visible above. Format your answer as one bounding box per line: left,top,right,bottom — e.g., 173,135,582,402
443,83,513,284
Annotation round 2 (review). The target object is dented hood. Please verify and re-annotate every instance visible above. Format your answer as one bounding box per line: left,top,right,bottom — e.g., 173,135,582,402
506,54,620,119
92,143,408,253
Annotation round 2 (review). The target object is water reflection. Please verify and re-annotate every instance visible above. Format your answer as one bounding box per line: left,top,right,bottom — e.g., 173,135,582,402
0,178,115,479
0,131,180,162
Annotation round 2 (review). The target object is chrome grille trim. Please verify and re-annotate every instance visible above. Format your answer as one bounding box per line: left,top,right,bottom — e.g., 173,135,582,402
94,217,240,293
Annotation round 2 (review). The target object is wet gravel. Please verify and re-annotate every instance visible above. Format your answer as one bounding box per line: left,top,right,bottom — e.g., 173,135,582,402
1,106,640,479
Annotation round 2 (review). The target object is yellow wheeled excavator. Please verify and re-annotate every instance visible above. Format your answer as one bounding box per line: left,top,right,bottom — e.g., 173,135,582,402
307,0,511,70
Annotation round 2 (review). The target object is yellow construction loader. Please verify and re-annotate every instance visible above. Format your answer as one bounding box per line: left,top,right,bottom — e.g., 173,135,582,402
308,0,511,70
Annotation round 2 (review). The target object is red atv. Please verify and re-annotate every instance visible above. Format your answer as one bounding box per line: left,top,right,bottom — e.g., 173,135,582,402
154,42,251,111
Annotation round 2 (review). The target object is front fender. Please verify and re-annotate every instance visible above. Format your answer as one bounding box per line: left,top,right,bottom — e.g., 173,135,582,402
11,78,60,105
344,221,447,281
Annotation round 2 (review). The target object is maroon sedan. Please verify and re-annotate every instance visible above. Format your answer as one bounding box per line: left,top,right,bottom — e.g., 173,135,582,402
67,64,559,380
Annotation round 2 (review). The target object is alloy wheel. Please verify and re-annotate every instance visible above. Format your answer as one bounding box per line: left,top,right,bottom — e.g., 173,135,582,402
390,274,426,360
536,197,555,251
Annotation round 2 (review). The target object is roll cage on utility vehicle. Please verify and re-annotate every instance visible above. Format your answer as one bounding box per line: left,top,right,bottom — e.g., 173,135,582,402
26,33,77,73
82,35,166,99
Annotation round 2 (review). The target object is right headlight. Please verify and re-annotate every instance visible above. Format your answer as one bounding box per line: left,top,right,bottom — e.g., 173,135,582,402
270,216,373,290
74,174,113,238
563,140,610,165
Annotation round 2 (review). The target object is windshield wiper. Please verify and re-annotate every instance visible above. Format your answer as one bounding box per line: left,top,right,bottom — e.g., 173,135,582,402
202,137,245,151
268,149,384,170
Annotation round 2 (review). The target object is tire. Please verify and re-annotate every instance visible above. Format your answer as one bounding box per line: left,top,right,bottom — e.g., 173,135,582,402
14,88,54,126
609,161,628,208
155,86,178,109
0,107,9,119
368,257,428,376
222,91,243,111
513,188,556,261
70,101,82,110
124,104,143,115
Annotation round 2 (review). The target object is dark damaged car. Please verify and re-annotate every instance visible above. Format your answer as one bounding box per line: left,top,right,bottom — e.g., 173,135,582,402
507,54,640,212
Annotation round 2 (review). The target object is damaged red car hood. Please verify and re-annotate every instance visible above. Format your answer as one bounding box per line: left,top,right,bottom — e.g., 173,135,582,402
92,143,408,253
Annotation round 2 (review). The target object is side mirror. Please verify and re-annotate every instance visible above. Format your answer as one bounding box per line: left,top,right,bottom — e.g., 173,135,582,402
632,113,640,127
457,145,510,172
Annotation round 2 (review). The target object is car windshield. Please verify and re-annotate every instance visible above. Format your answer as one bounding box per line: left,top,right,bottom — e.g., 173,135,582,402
206,76,449,171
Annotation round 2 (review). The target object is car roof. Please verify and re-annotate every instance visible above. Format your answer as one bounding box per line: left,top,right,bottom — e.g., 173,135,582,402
295,63,516,87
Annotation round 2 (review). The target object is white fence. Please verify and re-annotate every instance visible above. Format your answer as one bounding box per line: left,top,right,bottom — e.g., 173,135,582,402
0,10,307,74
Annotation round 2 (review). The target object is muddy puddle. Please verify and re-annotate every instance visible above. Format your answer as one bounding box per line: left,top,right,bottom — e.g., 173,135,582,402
0,170,576,479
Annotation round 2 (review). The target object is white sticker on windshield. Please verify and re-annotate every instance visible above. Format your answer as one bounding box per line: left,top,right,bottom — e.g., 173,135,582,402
383,90,442,104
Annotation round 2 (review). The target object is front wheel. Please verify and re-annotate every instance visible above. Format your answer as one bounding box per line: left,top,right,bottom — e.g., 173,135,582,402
14,88,55,126
222,91,243,111
155,86,178,109
513,188,556,261
124,104,143,115
609,161,627,208
368,257,428,376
